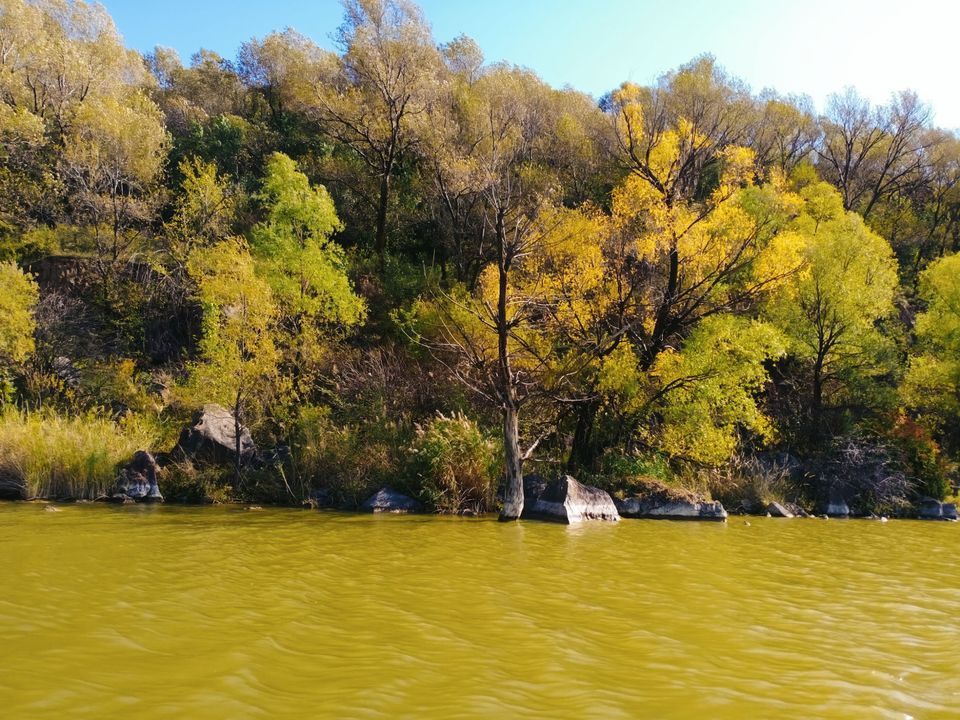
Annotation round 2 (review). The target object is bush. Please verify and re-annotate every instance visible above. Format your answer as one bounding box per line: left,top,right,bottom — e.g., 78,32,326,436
160,460,234,504
707,453,798,511
889,413,951,500
0,409,158,499
407,412,500,513
289,405,408,508
586,450,707,499
816,432,912,515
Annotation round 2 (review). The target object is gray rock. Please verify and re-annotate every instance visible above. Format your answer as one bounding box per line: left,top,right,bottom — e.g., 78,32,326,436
174,404,256,466
0,474,26,500
362,488,422,514
766,501,794,518
523,475,619,524
821,489,850,517
303,488,334,509
824,500,850,517
918,497,957,521
112,450,163,502
95,493,135,505
616,497,728,521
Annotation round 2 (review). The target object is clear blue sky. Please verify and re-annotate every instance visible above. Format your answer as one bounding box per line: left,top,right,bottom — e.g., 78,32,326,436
100,0,960,129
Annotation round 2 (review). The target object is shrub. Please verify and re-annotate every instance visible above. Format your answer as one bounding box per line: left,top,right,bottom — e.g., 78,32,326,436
0,409,158,499
289,405,407,508
707,452,799,511
889,413,951,500
816,432,912,515
407,412,500,513
586,450,708,499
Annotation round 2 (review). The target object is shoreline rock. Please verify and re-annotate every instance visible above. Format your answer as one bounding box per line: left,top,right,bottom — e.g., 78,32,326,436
173,404,256,466
523,475,619,524
766,501,794,518
616,496,728,521
111,450,164,503
918,498,958,521
614,479,727,521
361,488,422,514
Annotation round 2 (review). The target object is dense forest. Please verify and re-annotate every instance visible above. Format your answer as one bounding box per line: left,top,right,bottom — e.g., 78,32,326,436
1,0,958,517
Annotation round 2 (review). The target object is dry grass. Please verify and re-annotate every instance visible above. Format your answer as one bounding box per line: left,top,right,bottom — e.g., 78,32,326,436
0,410,158,499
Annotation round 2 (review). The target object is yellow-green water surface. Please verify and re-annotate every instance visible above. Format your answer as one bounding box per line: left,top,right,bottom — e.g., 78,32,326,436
1,503,958,718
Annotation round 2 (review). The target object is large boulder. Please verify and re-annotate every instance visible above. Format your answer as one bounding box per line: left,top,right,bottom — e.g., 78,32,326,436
766,501,794,518
174,404,256,466
918,498,958,521
523,475,619,524
362,488,422,514
0,473,26,500
111,450,163,503
820,489,851,518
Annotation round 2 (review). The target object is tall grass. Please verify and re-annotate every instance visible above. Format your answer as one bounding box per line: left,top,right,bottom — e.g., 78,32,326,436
0,410,159,499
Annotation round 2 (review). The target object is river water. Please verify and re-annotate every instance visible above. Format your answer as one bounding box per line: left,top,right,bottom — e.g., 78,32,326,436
1,503,958,718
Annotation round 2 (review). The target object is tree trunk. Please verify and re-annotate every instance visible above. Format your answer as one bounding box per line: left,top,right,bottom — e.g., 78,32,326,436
234,389,243,487
500,403,524,521
495,210,523,521
568,400,599,471
375,173,391,264
811,353,824,440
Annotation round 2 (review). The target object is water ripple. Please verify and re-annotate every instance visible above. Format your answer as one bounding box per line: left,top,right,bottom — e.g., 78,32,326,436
1,505,958,718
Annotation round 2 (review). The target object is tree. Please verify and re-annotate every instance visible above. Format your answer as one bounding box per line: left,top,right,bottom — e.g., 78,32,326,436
411,66,582,519
766,182,899,434
60,91,168,265
903,253,960,451
250,152,365,400
183,237,281,479
0,261,38,405
561,80,806,468
310,0,440,261
648,315,785,464
164,156,237,262
748,91,819,173
0,0,146,133
817,89,933,218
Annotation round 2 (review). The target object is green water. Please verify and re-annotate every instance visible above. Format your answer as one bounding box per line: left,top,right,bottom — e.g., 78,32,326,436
1,504,958,719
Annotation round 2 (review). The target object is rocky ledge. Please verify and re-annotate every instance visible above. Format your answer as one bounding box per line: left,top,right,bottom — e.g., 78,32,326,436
614,480,727,521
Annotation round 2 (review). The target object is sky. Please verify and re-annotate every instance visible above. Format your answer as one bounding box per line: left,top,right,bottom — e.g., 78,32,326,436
99,0,960,130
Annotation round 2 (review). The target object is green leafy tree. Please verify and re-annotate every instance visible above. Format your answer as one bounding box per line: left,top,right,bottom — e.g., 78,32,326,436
766,182,899,433
0,262,39,405
250,152,365,401
903,253,960,450
183,238,282,477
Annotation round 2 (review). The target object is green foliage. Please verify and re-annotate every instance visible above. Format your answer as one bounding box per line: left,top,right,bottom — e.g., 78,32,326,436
288,405,409,508
406,412,500,513
903,253,960,445
0,409,158,499
180,237,282,429
766,183,900,428
0,262,38,365
652,316,787,465
251,153,365,328
3,0,960,508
